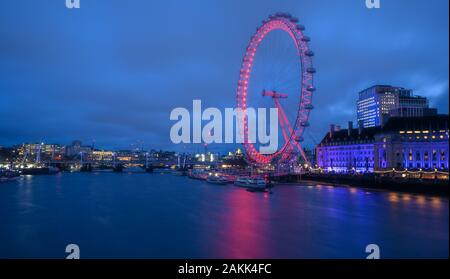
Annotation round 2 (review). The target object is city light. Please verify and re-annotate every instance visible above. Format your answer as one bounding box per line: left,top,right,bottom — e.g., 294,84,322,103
0,1,448,264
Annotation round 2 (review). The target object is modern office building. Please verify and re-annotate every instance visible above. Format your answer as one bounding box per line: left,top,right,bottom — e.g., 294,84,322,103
357,85,402,128
356,85,435,128
316,115,449,173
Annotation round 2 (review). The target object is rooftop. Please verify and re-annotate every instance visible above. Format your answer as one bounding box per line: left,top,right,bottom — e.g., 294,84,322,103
382,115,449,132
319,127,381,145
319,115,449,145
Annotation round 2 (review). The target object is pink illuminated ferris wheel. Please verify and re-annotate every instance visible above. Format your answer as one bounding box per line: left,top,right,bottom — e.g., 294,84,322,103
236,13,316,165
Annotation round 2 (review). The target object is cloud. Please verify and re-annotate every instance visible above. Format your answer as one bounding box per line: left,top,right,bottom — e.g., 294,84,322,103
0,0,448,152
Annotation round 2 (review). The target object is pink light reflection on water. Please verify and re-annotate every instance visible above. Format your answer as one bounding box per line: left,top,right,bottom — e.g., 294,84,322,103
210,188,272,259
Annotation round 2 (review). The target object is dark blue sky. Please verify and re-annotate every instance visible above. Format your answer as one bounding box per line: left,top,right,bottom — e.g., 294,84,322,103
0,0,448,152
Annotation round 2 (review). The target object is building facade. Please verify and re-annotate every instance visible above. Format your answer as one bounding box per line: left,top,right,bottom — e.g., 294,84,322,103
66,140,93,158
374,115,449,170
357,85,402,128
16,143,66,161
316,116,449,173
357,85,434,128
91,150,114,162
316,122,378,173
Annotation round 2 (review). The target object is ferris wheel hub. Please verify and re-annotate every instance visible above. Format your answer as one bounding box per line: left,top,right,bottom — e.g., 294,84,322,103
261,90,288,99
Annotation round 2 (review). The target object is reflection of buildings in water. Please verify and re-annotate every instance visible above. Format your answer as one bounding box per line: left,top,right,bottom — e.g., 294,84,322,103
387,192,444,210
431,197,442,209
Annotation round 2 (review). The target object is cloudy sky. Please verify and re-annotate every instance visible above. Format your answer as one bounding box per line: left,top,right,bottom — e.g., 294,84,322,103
0,0,448,153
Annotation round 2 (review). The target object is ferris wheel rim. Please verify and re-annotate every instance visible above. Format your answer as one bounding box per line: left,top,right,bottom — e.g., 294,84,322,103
236,13,315,165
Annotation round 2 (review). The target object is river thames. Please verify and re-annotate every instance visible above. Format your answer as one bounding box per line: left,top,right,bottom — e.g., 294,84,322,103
0,172,448,259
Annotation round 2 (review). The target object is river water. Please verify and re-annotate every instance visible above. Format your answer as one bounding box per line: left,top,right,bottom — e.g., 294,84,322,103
0,172,447,259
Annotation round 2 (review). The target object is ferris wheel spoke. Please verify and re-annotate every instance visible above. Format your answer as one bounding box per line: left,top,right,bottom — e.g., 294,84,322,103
273,61,300,88
275,75,302,93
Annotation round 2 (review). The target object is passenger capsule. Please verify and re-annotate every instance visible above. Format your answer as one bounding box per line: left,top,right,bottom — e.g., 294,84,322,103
306,86,316,92
306,67,316,74
305,50,314,57
301,121,310,127
302,36,311,42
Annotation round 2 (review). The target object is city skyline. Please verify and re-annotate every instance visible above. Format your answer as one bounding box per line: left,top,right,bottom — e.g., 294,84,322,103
0,1,448,262
0,0,448,152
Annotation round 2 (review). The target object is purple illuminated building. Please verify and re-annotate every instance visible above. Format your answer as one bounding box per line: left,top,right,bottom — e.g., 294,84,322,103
374,115,449,170
316,115,449,173
316,122,378,173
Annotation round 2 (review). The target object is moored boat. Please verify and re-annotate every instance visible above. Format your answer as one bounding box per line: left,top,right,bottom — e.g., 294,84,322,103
206,174,228,185
0,169,20,182
188,169,208,180
21,166,59,175
234,177,269,189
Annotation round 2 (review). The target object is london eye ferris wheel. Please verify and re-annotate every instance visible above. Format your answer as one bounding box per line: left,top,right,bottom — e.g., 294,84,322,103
236,13,316,165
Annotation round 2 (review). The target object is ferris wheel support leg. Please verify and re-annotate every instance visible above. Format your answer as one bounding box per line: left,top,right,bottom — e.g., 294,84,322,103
276,100,310,164
274,99,291,145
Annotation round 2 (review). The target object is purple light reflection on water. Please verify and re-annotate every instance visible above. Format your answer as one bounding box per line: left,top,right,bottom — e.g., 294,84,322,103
0,173,447,259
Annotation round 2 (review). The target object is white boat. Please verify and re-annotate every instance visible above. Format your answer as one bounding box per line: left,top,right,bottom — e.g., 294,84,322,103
234,177,268,189
188,169,208,180
70,165,82,172
206,174,228,185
